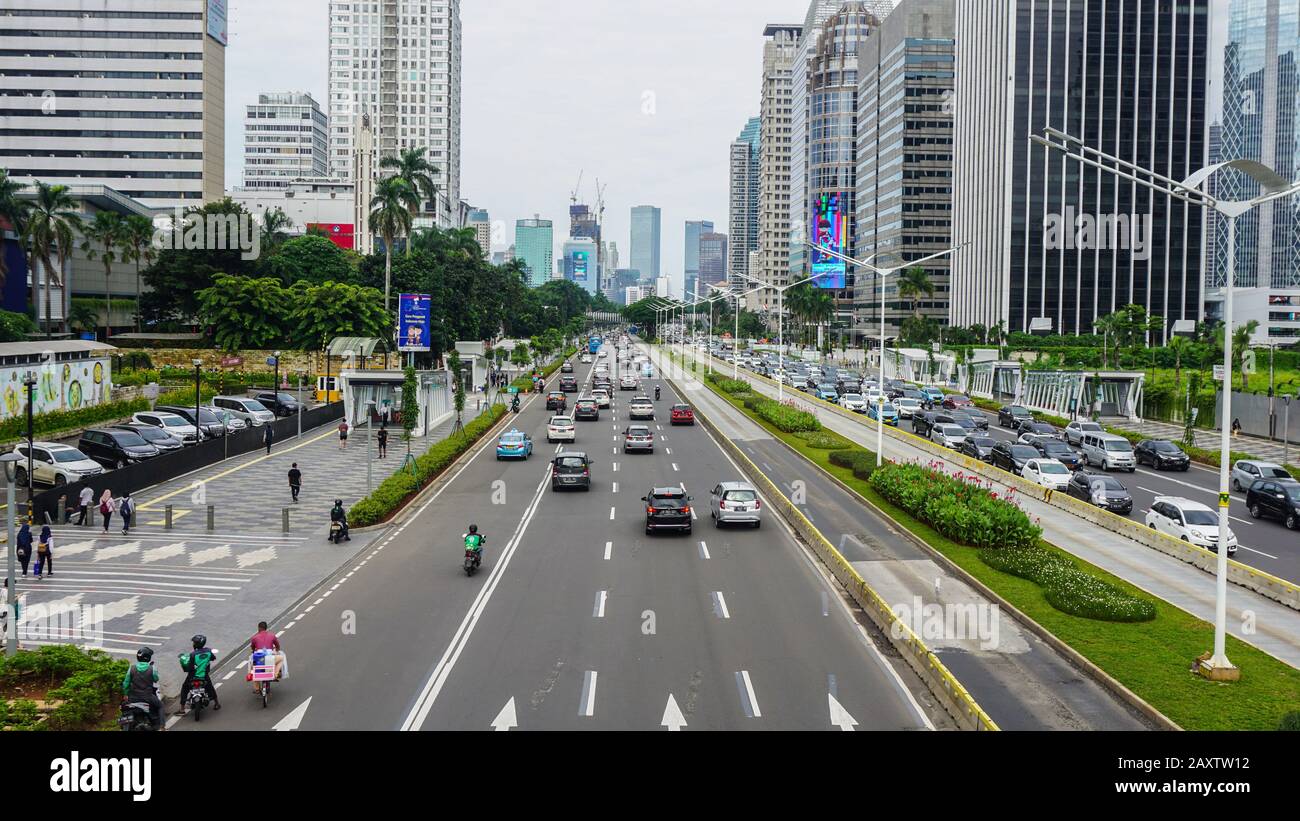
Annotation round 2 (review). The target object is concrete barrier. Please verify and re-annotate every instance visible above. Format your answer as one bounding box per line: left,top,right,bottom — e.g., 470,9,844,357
683,348,1300,613
677,375,998,731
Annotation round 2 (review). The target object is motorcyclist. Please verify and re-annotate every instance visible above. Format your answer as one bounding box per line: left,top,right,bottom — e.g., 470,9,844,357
463,524,486,569
249,620,284,690
121,647,163,729
655,385,661,401
330,500,351,541
511,393,521,413
178,634,220,714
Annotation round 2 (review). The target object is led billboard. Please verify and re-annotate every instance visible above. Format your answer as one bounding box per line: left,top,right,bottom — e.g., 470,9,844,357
810,192,848,289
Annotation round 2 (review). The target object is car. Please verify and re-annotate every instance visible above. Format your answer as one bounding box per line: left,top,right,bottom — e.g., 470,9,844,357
78,428,161,470
642,486,694,535
815,384,839,402
545,392,567,411
559,376,579,393
1080,432,1136,472
920,386,945,405
867,402,900,426
709,481,762,528
838,393,867,413
991,441,1041,476
893,397,924,419
1066,471,1134,514
912,411,944,438
1022,458,1072,490
1231,460,1292,492
1134,439,1191,471
200,407,249,433
551,452,592,491
574,398,600,421
670,404,695,425
623,425,655,453
592,389,611,409
560,361,574,374
941,394,974,411
495,430,533,460
1018,431,1057,447
132,411,202,444
1020,422,1058,439
254,391,306,418
958,436,997,462
1246,477,1300,529
580,354,593,364
546,415,576,443
1064,420,1105,446
1145,496,1237,556
1033,438,1083,470
862,386,887,405
212,395,276,426
620,376,639,391
952,410,989,431
998,405,1035,429
154,405,232,439
111,423,184,453
628,397,655,420
11,442,103,488
597,350,608,359
930,423,967,449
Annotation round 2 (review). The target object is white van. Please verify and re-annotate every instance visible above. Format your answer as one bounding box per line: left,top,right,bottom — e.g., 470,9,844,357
1081,432,1136,472
212,395,276,426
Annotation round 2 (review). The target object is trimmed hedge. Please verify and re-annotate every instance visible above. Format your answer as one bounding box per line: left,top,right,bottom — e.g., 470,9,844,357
741,394,821,433
0,397,150,442
869,462,1041,551
979,544,1157,623
828,448,878,482
349,404,507,527
797,430,854,450
510,347,578,393
0,645,128,730
1280,711,1300,731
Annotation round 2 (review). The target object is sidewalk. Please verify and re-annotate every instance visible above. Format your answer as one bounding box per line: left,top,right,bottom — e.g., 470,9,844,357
1118,418,1296,465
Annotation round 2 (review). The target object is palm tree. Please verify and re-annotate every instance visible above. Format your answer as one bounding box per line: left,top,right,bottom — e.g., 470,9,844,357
79,210,127,338
1094,313,1120,369
261,208,294,251
369,176,415,313
0,170,30,291
1215,320,1261,391
380,147,440,253
896,266,934,319
122,214,156,332
24,183,82,338
1167,335,1191,393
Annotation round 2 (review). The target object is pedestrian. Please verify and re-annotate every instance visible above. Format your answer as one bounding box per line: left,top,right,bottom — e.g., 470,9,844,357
338,420,349,449
15,523,31,577
99,488,115,533
118,491,134,535
288,462,302,503
263,422,274,455
33,525,52,579
1232,418,1242,438
377,424,388,459
76,484,93,526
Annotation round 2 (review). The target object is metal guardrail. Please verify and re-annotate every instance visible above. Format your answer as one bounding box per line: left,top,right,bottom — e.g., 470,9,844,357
673,369,998,731
682,347,1300,614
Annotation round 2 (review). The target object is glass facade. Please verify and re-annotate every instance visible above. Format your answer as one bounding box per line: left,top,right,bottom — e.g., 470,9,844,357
630,206,662,280
515,218,553,288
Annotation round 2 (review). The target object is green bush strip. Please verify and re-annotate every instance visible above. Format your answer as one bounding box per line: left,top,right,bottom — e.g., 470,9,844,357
688,359,1300,729
0,397,151,444
349,403,507,527
510,347,578,393
0,645,128,730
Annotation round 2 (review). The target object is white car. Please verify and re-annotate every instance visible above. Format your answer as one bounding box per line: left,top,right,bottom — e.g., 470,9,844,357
132,411,202,444
1145,496,1238,556
620,376,639,391
546,415,576,443
1018,431,1058,447
930,423,967,449
592,389,611,409
894,397,923,419
597,350,608,359
1064,420,1104,446
839,393,867,413
580,354,593,364
1022,458,1072,490
629,396,655,420
12,442,103,488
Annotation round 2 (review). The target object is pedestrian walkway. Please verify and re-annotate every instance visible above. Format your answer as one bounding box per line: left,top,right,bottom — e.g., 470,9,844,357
1119,417,1296,466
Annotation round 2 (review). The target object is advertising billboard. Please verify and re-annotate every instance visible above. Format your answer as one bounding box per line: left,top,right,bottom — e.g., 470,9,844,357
810,192,848,289
397,293,432,353
207,0,228,46
307,223,356,251
571,250,590,282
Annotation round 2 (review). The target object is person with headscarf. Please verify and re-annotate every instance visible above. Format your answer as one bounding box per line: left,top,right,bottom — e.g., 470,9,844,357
99,488,116,534
33,524,52,579
14,523,31,576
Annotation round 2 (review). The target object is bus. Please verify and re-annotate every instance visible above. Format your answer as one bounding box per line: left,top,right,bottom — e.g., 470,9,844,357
588,335,602,355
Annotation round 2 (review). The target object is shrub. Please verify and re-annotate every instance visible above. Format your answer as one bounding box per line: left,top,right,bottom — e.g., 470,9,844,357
713,378,751,395
799,431,853,450
869,462,1041,551
1279,711,1300,731
750,397,820,433
829,448,873,469
979,545,1156,622
0,397,151,444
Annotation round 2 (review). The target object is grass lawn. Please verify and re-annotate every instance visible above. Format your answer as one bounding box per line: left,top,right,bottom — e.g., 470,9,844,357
685,356,1300,730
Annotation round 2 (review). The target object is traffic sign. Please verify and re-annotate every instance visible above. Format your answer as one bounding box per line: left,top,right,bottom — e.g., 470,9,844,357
1213,364,1225,382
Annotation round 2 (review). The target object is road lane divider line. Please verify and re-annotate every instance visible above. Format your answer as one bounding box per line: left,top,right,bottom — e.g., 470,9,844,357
604,541,612,561
735,671,761,718
609,506,616,520
712,591,730,619
698,541,710,559
594,591,607,618
579,671,597,717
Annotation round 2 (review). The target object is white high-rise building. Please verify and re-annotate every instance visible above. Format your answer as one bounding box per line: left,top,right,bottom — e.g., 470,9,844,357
758,23,802,314
327,0,462,227
243,93,329,191
0,0,228,209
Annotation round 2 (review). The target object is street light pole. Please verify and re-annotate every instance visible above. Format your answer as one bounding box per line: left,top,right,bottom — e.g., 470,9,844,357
23,373,35,504
1,452,19,656
192,359,202,446
365,399,377,493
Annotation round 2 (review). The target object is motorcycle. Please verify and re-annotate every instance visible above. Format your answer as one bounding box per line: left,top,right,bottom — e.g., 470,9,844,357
329,520,345,544
463,548,482,576
118,701,158,732
511,398,521,414
182,677,211,722
655,387,661,401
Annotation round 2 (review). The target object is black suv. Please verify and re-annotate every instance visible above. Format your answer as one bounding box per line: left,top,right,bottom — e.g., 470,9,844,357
574,398,600,420
990,442,1040,476
78,428,160,469
642,487,693,535
1134,439,1191,471
551,452,592,491
110,423,183,453
559,376,579,393
1246,477,1300,529
1034,438,1082,470
998,405,1034,429
254,391,306,418
1066,471,1134,514
912,411,955,438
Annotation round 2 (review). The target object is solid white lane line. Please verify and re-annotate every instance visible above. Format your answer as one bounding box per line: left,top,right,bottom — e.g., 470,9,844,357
613,462,619,472
698,541,711,559
712,591,730,619
672,463,679,472
594,591,607,618
579,670,597,717
603,541,612,560
612,482,619,493
735,670,762,718
609,507,616,520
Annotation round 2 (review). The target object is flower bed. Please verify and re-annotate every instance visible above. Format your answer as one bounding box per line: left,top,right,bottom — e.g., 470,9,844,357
742,395,821,433
979,545,1157,622
868,462,1041,551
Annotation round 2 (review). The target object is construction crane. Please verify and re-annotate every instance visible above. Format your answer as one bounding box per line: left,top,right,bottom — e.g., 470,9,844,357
595,179,608,224
570,170,584,206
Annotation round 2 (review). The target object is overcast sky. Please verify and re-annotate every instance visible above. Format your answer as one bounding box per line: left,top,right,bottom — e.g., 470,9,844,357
224,0,1229,296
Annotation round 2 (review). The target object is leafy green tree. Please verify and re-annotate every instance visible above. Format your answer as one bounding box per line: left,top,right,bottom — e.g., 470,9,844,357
264,234,361,286
448,350,466,431
401,365,419,456
23,182,82,337
66,301,98,334
288,280,390,350
0,169,29,291
0,309,34,342
369,176,416,312
196,275,291,351
260,207,294,253
510,343,531,373
897,266,935,319
1216,319,1261,391
79,210,127,337
140,199,260,326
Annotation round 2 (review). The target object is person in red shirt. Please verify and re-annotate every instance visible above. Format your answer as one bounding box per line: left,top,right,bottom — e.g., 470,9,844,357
249,621,284,689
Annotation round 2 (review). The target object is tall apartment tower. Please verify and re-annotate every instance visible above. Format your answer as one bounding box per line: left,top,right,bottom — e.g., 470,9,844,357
243,93,330,190
684,220,715,299
758,23,803,314
327,0,462,227
468,209,491,260
630,206,663,281
729,117,761,292
0,0,228,209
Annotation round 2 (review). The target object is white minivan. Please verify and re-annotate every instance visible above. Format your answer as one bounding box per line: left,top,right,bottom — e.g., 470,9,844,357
1081,432,1136,472
211,396,276,426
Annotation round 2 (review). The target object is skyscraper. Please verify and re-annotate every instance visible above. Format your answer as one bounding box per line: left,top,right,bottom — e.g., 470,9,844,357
0,0,228,209
515,217,554,289
468,209,492,260
699,232,730,294
630,206,663,282
684,220,715,299
758,23,803,314
730,117,761,292
243,93,330,191
950,0,1208,339
562,237,599,296
327,0,462,227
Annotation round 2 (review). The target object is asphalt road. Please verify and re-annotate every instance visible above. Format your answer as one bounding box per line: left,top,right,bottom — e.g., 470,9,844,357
176,345,942,731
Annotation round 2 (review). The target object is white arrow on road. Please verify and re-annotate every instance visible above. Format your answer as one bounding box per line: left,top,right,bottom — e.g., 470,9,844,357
661,694,687,731
491,697,518,731
828,693,858,731
273,697,312,731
